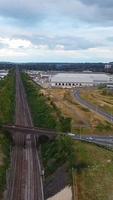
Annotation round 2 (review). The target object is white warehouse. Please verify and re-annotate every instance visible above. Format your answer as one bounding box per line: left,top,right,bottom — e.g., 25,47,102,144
50,73,113,88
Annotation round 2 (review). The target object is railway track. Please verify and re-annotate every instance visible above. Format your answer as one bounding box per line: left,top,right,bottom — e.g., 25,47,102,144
5,69,44,200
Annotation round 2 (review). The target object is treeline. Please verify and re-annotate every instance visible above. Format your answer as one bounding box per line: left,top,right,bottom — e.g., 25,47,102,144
0,62,14,70
1,62,113,73
0,70,15,125
22,73,76,178
19,62,107,72
0,70,15,196
0,133,11,195
22,73,71,132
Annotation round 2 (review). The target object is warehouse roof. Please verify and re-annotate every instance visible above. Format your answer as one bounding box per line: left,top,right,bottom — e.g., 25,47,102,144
51,73,111,83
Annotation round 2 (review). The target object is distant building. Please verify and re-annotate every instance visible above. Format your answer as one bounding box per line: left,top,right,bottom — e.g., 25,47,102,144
105,64,112,69
107,84,113,89
50,73,113,88
104,64,112,73
0,70,8,79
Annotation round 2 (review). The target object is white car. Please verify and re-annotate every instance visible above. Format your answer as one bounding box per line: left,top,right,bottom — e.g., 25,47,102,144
88,137,93,140
68,133,75,136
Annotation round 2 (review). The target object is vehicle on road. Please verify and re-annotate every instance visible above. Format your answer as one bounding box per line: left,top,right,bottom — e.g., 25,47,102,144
68,133,75,136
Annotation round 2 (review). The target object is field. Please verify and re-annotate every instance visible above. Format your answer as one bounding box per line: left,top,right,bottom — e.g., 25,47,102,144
80,87,113,115
42,88,113,135
74,141,113,200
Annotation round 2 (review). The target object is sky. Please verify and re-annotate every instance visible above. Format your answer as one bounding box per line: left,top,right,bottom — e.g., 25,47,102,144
0,0,113,62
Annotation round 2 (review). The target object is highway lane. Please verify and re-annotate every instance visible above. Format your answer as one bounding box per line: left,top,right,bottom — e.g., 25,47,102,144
74,89,113,124
67,133,113,149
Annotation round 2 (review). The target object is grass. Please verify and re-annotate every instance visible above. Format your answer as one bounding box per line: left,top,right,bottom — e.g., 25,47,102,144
0,70,15,125
96,122,113,131
22,73,76,178
42,88,112,135
74,141,113,200
42,136,113,200
101,88,113,96
0,70,15,196
42,138,113,199
80,88,113,116
0,132,12,194
22,74,113,199
41,135,76,177
22,73,71,132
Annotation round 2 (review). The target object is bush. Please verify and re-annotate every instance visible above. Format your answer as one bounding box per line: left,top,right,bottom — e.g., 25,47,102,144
96,123,112,131
59,116,71,132
0,70,15,125
22,73,71,132
101,89,113,96
0,70,15,194
0,133,12,192
41,135,76,176
22,73,75,178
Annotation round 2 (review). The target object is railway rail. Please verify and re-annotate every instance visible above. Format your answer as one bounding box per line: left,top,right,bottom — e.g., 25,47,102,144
5,69,44,200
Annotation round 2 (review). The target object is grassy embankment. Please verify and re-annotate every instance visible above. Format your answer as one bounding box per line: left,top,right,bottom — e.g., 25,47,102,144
0,70,15,197
22,73,76,178
22,75,113,199
80,88,113,133
41,88,112,135
74,141,113,200
80,87,113,114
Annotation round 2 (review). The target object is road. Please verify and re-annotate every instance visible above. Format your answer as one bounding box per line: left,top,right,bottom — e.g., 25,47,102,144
5,69,44,200
74,89,113,124
66,133,113,149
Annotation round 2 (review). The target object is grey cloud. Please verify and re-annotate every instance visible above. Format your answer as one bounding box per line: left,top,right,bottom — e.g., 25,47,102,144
80,0,113,8
0,0,52,24
13,34,99,50
79,0,113,24
0,43,8,49
107,37,113,41
0,0,112,27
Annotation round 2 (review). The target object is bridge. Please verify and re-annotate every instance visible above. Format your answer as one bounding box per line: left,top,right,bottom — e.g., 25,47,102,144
3,124,113,150
3,125,57,142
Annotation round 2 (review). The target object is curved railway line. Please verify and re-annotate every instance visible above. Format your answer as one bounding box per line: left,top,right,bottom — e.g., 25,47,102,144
5,69,44,200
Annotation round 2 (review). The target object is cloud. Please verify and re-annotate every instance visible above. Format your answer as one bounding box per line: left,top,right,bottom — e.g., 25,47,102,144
79,0,113,24
80,0,113,8
0,0,112,26
0,0,45,23
13,35,99,50
0,0,112,62
0,0,60,25
0,37,34,49
0,35,99,51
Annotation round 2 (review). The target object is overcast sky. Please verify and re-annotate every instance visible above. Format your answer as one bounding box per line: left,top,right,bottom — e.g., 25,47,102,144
0,0,113,62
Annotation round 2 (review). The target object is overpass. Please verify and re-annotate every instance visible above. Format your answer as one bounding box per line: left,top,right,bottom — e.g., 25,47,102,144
3,124,113,150
3,125,57,142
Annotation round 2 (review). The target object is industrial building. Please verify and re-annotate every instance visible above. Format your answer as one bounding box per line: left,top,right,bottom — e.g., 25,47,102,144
0,70,8,79
50,73,113,88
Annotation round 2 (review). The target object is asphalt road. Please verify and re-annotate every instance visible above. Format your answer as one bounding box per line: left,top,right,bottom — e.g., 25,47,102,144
66,133,113,149
74,89,113,124
69,89,113,148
